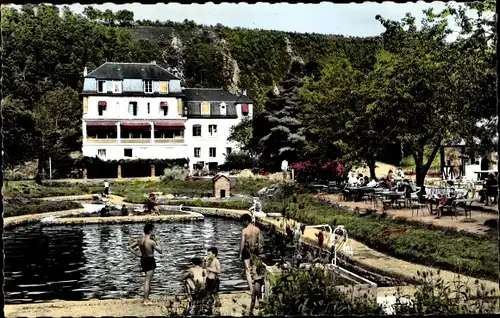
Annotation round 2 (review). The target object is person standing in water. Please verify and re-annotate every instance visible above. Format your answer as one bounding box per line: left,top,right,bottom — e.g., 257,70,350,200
204,247,221,315
240,213,261,293
128,223,162,305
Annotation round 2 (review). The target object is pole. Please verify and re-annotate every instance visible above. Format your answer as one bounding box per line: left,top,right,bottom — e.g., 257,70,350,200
49,157,52,180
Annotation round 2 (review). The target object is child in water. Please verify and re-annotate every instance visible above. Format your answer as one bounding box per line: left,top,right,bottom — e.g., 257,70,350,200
204,247,221,315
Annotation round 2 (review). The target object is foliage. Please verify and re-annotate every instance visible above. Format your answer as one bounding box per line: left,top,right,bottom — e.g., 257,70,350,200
221,151,256,171
264,190,498,281
290,160,345,183
228,118,255,155
259,265,384,315
162,167,190,181
401,146,441,170
259,60,308,170
4,197,82,217
160,199,252,210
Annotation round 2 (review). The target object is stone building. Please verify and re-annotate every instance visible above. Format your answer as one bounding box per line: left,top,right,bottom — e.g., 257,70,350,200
212,174,231,198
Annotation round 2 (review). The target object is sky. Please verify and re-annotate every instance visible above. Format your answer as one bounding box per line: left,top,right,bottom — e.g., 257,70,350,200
56,2,459,37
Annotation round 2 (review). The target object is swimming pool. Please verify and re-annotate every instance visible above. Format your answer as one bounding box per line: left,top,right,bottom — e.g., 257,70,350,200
4,217,283,304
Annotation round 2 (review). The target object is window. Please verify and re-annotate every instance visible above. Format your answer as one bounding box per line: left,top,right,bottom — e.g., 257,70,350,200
113,81,122,93
192,125,202,137
124,148,133,157
220,102,227,116
116,102,120,117
194,147,201,158
208,125,218,137
209,147,216,158
121,130,151,139
144,80,153,93
154,130,183,139
98,149,106,158
87,130,117,139
163,107,168,116
177,99,183,115
128,102,138,116
226,147,232,156
97,80,106,93
147,102,150,114
98,105,105,116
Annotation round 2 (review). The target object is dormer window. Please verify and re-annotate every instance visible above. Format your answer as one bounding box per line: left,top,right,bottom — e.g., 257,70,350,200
144,80,153,93
242,104,249,116
113,81,122,93
219,102,227,116
97,80,106,93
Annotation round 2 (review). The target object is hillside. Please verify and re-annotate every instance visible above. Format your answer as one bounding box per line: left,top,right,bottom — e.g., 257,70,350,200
127,24,382,112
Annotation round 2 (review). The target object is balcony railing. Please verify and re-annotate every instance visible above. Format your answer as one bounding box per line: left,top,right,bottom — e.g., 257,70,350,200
85,138,118,143
155,137,185,143
121,138,152,144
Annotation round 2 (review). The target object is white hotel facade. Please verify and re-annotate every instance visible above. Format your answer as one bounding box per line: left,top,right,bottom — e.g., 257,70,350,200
81,62,253,171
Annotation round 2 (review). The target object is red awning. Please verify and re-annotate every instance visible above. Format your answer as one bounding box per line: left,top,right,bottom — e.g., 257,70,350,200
154,121,185,130
98,101,107,107
160,101,168,108
86,121,116,130
121,122,151,129
241,104,249,113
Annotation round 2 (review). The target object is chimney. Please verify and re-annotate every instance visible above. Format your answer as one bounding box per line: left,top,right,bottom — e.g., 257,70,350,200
83,67,88,77
242,89,247,96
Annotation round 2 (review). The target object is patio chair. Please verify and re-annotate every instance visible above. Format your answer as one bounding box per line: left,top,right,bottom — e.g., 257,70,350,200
438,196,457,219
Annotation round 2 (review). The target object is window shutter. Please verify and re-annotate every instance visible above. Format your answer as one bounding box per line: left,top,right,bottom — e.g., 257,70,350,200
159,81,169,93
83,97,88,113
177,99,183,115
201,102,210,115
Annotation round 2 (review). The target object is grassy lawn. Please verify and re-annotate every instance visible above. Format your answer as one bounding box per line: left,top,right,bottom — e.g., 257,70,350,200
265,191,498,282
4,178,273,202
4,197,82,217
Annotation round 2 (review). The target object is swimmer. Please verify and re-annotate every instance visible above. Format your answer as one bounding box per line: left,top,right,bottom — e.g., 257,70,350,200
240,213,261,293
128,223,163,305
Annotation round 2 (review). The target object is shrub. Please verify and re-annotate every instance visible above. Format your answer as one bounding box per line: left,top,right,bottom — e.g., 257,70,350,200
259,266,384,315
290,159,344,183
4,197,82,217
220,151,256,171
162,167,189,181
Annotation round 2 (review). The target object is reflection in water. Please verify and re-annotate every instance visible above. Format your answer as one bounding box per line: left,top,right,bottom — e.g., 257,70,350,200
4,217,285,304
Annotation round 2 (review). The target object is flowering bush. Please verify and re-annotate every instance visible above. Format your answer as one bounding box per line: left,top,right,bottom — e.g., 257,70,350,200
290,160,344,183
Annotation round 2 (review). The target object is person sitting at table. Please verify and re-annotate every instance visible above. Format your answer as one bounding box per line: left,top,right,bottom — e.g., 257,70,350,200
362,176,370,187
366,177,378,188
384,170,394,189
347,173,360,186
479,173,498,206
358,174,365,185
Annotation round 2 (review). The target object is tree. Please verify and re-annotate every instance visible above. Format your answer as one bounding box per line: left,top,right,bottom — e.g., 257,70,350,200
115,10,134,27
32,88,82,180
228,117,255,155
368,11,469,186
259,60,308,170
82,6,101,21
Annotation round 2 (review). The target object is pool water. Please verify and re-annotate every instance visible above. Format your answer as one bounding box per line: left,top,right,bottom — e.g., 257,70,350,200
4,217,284,304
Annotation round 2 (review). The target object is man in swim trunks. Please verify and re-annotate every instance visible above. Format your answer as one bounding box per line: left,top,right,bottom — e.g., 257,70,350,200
240,213,261,293
128,223,162,305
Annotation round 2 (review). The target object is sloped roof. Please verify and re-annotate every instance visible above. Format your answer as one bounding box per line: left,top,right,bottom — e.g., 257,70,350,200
212,173,230,182
86,62,180,80
183,88,253,103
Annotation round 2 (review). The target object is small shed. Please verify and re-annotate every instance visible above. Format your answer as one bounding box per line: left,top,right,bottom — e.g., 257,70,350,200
212,174,231,199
